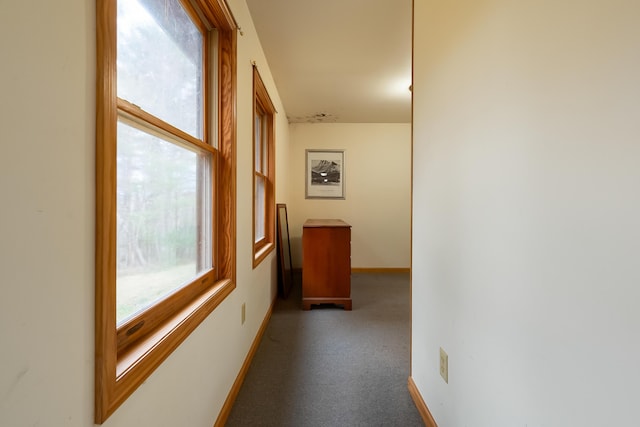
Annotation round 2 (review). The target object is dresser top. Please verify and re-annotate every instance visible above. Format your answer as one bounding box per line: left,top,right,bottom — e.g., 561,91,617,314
303,219,351,228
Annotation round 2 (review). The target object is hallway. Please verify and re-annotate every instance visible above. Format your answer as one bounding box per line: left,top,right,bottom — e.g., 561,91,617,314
225,273,422,426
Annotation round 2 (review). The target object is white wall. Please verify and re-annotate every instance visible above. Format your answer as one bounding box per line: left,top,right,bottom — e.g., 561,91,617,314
0,0,289,426
412,1,640,426
288,123,411,269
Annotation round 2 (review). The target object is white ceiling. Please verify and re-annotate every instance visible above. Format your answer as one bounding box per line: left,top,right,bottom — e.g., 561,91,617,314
245,0,412,124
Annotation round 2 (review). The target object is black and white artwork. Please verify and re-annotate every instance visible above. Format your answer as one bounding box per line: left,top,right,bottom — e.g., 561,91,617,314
305,149,345,199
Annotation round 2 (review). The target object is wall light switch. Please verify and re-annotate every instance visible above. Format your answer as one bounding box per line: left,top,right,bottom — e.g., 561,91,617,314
241,303,246,325
440,347,449,383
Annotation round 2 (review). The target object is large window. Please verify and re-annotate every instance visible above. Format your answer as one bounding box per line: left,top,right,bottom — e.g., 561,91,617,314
95,0,236,422
252,66,276,267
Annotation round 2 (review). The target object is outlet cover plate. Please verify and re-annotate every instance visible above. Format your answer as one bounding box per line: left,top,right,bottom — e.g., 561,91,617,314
440,347,448,383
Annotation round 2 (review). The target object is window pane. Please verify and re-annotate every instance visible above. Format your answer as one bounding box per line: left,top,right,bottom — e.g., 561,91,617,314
255,176,265,242
261,117,268,172
117,0,203,138
255,114,262,172
116,120,211,324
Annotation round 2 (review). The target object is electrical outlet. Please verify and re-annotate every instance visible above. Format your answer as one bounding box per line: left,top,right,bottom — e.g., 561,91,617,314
241,303,246,325
440,347,449,383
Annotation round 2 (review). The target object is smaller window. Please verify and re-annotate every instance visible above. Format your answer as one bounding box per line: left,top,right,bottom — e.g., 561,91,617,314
253,66,276,267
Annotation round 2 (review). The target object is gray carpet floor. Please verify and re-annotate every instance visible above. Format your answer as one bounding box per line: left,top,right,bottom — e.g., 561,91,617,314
225,272,423,427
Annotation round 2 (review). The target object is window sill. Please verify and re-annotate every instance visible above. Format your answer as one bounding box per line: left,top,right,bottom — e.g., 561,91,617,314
99,278,235,422
253,242,275,268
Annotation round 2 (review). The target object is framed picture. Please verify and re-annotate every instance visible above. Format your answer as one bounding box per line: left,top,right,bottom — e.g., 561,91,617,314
305,149,345,199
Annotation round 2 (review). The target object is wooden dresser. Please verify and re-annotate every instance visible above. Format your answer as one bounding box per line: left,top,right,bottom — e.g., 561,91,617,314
302,219,352,310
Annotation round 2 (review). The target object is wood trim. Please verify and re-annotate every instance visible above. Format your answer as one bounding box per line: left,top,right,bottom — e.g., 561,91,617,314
198,0,237,31
217,27,236,282
95,0,117,420
110,280,235,417
253,66,276,113
213,297,277,427
180,0,208,34
95,0,237,422
351,267,411,274
265,92,275,261
116,269,216,354
253,242,275,267
407,377,438,427
117,99,214,154
252,66,276,268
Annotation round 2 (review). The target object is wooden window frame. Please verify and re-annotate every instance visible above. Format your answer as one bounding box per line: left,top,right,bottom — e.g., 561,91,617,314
252,66,276,267
95,0,237,423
